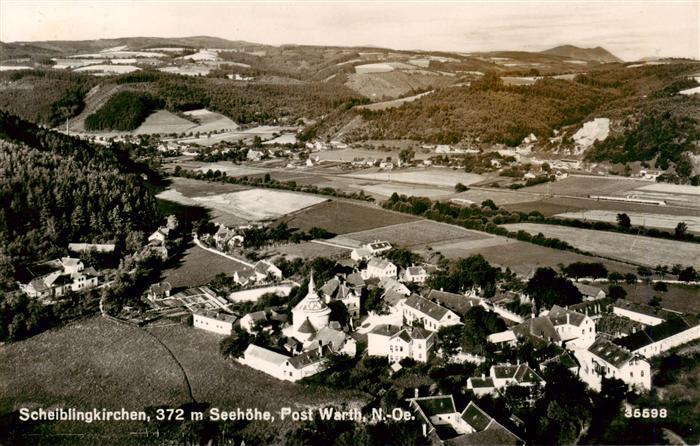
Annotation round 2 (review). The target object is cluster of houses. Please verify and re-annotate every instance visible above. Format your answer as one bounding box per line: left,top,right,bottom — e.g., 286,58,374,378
18,257,102,302
145,215,179,260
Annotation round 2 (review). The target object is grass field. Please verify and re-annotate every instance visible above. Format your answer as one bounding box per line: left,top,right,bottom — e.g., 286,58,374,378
268,241,351,259
357,182,451,198
522,175,649,197
161,244,250,289
337,219,491,249
182,109,239,133
0,317,368,444
503,223,700,268
619,283,700,314
502,196,700,217
192,189,327,221
554,210,700,233
437,239,639,277
452,188,539,206
133,110,195,135
279,200,419,234
343,168,484,187
164,177,250,198
0,317,190,443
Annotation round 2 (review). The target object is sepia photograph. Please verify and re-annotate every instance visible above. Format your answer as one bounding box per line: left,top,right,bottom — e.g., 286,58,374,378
0,1,699,444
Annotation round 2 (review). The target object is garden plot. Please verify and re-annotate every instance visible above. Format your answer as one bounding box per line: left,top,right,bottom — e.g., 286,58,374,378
555,210,700,233
191,189,326,221
343,169,484,187
502,223,700,268
133,110,196,134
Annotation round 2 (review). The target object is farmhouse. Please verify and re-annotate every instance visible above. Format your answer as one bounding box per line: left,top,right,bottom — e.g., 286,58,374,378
427,289,483,317
193,310,237,335
379,276,410,296
574,282,606,301
147,282,172,300
576,338,651,391
19,257,100,301
403,265,428,283
367,324,436,363
240,344,326,382
350,240,392,261
467,363,544,396
253,260,283,282
612,300,674,326
362,258,398,279
403,294,461,332
408,395,523,445
613,315,700,358
212,224,244,251
513,306,595,348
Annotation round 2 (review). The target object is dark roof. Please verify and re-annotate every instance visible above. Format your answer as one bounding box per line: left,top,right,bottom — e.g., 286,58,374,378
394,330,413,344
588,338,633,368
287,347,324,369
405,294,451,321
613,299,675,321
427,289,481,316
445,423,522,446
491,364,544,385
411,326,432,340
461,402,492,432
346,272,365,287
512,317,560,342
469,377,495,388
297,318,317,334
369,324,402,337
614,316,699,351
548,305,586,327
574,282,604,297
413,395,456,416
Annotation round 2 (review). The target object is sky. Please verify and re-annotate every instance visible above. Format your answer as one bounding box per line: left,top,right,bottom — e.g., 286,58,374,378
1,1,698,61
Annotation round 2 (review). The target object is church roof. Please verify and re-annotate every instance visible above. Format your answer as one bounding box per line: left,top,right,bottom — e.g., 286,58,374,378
293,273,331,315
298,318,316,334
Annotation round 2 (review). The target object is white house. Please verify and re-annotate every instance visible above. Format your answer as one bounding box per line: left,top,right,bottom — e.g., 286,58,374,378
612,300,673,326
253,260,283,282
576,338,651,391
367,324,436,363
193,310,237,335
402,295,461,332
362,258,397,280
240,344,327,382
20,258,99,300
466,363,544,396
351,240,392,261
614,315,700,358
320,276,362,318
403,266,428,283
545,305,596,349
148,227,170,244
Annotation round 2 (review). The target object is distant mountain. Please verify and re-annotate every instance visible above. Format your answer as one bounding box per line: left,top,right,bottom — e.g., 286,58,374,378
540,45,622,63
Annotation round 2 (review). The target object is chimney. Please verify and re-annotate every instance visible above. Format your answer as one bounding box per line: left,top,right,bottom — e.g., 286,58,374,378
422,423,427,437
414,388,419,399
567,312,570,325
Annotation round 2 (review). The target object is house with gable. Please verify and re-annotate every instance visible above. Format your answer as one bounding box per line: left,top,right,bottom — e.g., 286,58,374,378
403,265,428,283
367,324,436,363
512,305,595,349
362,258,397,280
320,275,362,318
576,337,651,391
240,344,327,382
613,315,700,358
467,363,545,396
408,395,523,445
19,257,100,301
240,310,268,334
403,294,461,332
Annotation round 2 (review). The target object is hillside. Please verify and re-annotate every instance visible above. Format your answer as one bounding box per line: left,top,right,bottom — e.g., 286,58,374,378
541,45,622,63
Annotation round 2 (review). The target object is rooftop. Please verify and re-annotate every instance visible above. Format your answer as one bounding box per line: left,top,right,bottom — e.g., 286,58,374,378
588,337,634,368
614,315,699,351
461,401,492,432
405,294,452,321
412,395,457,417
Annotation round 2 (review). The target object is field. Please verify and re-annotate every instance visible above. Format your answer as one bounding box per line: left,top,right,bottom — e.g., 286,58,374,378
357,182,451,198
315,148,432,162
191,189,327,221
0,317,367,444
426,239,638,277
334,219,493,249
182,109,239,133
452,188,539,206
133,110,195,135
554,210,700,233
0,317,190,443
279,200,419,234
176,126,292,147
161,244,250,289
355,90,434,111
343,168,484,187
618,283,700,314
502,223,700,268
190,162,268,176
522,175,649,197
268,241,351,259
502,196,700,217
162,177,250,198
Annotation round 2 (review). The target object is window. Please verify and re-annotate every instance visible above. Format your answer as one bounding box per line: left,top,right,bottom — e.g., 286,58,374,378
641,371,644,377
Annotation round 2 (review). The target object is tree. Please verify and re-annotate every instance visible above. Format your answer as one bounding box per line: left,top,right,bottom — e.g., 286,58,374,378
562,262,608,279
481,199,498,210
399,148,415,164
616,213,631,229
608,284,627,300
653,281,668,292
454,182,469,192
526,267,583,310
678,266,699,282
674,221,688,239
219,328,252,358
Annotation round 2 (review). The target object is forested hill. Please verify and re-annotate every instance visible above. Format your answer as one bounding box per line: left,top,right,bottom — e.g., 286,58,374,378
0,111,159,276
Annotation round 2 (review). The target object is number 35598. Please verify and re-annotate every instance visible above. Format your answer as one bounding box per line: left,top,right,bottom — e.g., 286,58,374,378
625,408,667,418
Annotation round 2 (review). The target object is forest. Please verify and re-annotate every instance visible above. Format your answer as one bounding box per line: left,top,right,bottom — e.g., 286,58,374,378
84,90,164,131
0,111,159,286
